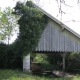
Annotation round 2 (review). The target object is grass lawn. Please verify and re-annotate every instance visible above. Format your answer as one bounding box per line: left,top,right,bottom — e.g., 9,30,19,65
0,69,80,80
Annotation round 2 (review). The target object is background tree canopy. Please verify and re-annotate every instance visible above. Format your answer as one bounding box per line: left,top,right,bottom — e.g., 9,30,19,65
13,1,48,55
0,7,19,44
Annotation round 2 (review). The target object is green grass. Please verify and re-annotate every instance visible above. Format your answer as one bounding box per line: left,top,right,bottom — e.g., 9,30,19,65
0,69,80,80
0,69,51,80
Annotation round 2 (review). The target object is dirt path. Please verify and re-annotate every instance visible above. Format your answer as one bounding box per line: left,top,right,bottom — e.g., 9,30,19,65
52,70,74,78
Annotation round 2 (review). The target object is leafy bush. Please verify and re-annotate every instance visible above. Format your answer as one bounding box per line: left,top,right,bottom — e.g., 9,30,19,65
0,43,8,68
0,42,22,69
46,53,62,70
66,52,80,70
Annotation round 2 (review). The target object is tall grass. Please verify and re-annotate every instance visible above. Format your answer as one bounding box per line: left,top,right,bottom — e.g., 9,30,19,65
0,69,80,80
0,69,50,80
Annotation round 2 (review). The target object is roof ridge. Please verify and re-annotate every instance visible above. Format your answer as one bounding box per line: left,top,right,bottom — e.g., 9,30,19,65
33,2,80,39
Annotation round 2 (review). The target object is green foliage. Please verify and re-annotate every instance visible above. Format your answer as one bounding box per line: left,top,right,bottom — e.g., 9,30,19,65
46,52,80,70
0,7,19,44
0,1,48,69
31,53,59,70
33,54,47,62
47,53,62,70
66,52,80,69
0,43,8,68
13,1,48,55
0,42,22,69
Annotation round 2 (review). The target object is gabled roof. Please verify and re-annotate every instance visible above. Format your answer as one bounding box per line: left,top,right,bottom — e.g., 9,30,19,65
33,2,80,39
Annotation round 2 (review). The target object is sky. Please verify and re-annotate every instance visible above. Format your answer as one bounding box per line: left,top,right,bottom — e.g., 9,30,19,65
0,0,80,43
33,0,80,35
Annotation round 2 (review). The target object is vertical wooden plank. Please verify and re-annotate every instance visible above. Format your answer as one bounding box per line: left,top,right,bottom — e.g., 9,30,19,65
64,34,66,52
54,23,59,51
49,22,52,51
76,41,78,52
66,35,69,52
47,22,51,51
70,37,73,52
43,25,46,51
77,41,79,52
38,39,41,51
73,39,75,52
69,37,71,52
54,24,57,52
46,25,50,51
50,22,53,51
57,25,60,52
78,41,80,52
68,36,72,52
67,35,71,52
45,25,47,51
51,22,55,51
75,41,77,52
70,38,73,52
40,28,45,51
65,35,67,52
59,30,63,52
79,43,80,52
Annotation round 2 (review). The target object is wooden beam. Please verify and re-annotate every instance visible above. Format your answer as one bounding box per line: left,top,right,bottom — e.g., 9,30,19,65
60,53,66,71
63,54,66,71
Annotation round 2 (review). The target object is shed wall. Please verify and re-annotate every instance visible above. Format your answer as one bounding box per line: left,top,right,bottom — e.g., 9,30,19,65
35,20,80,52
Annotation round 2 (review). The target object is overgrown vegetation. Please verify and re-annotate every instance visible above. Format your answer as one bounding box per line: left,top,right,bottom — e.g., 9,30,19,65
13,1,48,55
31,53,60,70
0,42,22,69
31,53,80,71
0,69,80,80
0,1,48,69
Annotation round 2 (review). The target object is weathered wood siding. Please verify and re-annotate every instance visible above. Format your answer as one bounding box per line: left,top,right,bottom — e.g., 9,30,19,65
35,20,80,52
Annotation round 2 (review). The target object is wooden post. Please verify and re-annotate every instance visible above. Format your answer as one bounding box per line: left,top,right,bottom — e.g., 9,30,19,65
60,53,66,71
60,53,66,78
63,53,66,71
23,54,30,72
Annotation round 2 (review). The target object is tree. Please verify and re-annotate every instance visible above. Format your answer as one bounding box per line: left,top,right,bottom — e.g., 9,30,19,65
0,7,19,44
13,1,48,55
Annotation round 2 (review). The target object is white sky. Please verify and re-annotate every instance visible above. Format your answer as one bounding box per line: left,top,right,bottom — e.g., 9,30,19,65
0,0,80,43
33,0,80,35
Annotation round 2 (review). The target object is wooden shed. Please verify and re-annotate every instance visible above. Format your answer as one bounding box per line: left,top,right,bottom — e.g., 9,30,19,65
23,3,80,72
34,4,80,53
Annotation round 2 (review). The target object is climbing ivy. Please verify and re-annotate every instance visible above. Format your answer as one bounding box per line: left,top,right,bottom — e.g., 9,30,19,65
14,1,48,55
